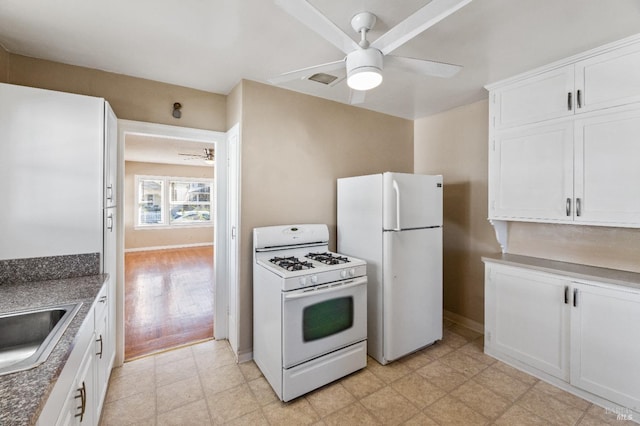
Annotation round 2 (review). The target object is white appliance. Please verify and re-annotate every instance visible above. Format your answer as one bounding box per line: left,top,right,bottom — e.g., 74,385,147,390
253,224,367,402
337,172,443,365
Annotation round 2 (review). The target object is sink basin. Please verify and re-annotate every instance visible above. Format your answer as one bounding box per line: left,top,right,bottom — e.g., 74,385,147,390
0,303,82,376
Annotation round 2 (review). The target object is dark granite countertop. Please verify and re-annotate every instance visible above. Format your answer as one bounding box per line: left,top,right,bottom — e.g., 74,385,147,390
482,254,640,291
0,274,107,426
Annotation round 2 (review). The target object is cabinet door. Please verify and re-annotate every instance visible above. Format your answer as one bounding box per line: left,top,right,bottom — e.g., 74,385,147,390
490,120,574,221
0,83,103,260
94,300,110,416
492,65,575,129
575,42,640,113
56,339,96,426
104,102,117,209
485,264,570,380
570,282,640,410
574,107,640,226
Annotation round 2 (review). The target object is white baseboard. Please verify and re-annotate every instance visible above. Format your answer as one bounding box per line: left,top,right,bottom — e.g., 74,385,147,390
125,242,213,253
443,310,484,334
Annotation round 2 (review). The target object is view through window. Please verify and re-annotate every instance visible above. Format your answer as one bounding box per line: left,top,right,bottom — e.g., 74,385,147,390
136,176,213,228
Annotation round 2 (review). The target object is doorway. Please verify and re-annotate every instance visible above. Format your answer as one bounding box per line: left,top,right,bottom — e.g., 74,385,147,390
124,246,214,359
115,121,229,365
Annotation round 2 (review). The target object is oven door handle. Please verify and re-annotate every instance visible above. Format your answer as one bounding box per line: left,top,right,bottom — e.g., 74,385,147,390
283,277,367,300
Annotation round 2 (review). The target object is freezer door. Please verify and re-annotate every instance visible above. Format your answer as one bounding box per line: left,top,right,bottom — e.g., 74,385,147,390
383,227,442,362
383,173,442,230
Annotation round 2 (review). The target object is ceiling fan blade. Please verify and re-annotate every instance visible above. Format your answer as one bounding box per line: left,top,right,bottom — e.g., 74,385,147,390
268,59,345,85
275,0,359,54
386,55,462,78
349,89,366,105
371,0,473,55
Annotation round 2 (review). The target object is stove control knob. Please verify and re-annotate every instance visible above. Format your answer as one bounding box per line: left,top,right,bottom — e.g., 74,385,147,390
340,270,347,278
311,275,318,284
348,269,355,277
299,277,307,286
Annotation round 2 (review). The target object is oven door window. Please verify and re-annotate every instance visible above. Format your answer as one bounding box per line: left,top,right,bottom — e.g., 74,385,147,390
282,277,367,368
303,297,353,342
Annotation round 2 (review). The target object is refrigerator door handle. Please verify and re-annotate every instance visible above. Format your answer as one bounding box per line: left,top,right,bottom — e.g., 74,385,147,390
392,179,401,231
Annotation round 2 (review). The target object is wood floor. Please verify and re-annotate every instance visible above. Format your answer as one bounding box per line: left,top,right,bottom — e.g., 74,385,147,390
124,246,214,360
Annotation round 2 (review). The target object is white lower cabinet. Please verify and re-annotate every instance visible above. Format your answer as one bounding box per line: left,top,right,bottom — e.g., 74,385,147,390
38,281,114,425
56,340,96,426
485,260,640,414
484,264,569,380
570,282,640,411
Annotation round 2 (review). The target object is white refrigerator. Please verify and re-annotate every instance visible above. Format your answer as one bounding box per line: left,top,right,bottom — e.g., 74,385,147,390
337,172,443,364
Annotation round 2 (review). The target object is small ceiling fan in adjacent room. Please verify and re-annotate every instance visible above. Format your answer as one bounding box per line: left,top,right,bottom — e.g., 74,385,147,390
178,148,215,165
269,0,472,104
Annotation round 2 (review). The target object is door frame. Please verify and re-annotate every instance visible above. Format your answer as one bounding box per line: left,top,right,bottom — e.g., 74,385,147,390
115,120,228,366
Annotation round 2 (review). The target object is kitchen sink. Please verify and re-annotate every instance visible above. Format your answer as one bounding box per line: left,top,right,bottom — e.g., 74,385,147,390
0,303,82,376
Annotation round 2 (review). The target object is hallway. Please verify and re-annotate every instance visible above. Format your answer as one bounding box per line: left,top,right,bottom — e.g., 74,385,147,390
125,246,214,360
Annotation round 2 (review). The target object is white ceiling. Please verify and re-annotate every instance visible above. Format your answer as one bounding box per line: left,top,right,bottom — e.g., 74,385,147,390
125,134,215,167
1,0,639,119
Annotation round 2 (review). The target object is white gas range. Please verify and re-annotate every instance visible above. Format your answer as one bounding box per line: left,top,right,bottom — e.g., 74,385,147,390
253,224,367,402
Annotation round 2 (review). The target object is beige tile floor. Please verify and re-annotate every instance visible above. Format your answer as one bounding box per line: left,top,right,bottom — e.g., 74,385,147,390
100,321,631,425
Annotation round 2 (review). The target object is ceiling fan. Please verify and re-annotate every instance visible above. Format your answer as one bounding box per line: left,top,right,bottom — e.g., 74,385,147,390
270,0,472,103
178,148,215,165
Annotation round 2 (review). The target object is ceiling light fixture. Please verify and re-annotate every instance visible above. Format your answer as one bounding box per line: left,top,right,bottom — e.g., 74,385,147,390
346,48,383,91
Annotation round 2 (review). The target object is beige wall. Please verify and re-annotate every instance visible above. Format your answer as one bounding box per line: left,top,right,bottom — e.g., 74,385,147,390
0,45,8,82
237,80,413,354
124,161,214,250
226,83,242,130
415,98,640,327
414,100,500,325
507,223,640,273
4,53,226,130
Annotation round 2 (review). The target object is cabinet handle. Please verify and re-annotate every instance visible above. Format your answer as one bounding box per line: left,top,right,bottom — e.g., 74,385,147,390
75,381,86,421
567,92,572,111
99,295,107,303
576,198,582,217
573,288,578,307
566,198,571,216
106,184,113,202
564,286,569,304
577,89,582,108
107,214,113,231
96,334,103,359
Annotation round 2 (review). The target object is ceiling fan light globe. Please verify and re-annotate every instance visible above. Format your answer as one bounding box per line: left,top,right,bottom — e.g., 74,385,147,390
347,68,383,91
346,48,384,91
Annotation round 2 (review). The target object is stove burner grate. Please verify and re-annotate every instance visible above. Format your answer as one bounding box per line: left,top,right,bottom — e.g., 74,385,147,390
269,256,315,271
305,252,350,265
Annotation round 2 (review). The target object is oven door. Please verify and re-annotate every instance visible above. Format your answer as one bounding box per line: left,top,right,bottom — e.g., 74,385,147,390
282,276,367,368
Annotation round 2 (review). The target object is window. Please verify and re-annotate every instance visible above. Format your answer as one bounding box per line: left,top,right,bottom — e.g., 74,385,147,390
137,179,164,225
135,175,213,228
169,181,211,224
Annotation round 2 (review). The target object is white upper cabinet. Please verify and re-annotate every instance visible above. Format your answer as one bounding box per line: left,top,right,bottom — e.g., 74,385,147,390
575,42,640,113
487,33,640,228
103,103,117,209
0,83,104,259
490,35,640,130
574,107,640,226
491,65,575,129
490,120,573,221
